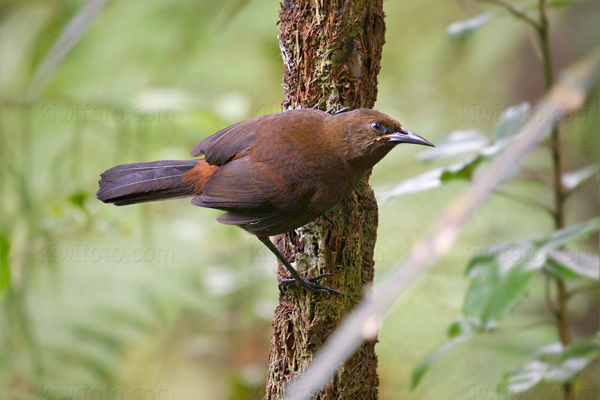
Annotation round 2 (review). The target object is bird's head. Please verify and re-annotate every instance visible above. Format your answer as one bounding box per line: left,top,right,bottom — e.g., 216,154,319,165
333,108,434,167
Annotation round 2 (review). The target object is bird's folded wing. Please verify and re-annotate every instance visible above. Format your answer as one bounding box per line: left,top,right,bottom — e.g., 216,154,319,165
190,157,301,212
215,212,292,234
190,114,274,164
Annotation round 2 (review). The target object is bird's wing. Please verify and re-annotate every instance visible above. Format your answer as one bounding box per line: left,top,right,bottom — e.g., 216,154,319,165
190,114,274,165
190,156,300,212
215,211,293,235
190,156,315,235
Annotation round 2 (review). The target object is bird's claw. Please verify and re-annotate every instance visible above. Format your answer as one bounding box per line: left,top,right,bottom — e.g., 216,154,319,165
325,106,351,115
279,273,344,296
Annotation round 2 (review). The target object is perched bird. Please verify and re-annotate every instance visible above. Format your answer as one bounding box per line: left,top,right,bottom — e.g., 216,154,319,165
97,108,434,295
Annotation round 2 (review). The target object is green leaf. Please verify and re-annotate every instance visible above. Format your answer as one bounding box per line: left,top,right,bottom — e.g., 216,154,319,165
411,335,471,389
501,336,600,393
459,220,598,329
494,103,530,140
463,243,543,326
446,317,482,338
416,130,489,162
379,156,484,200
69,190,89,209
548,335,600,382
538,218,599,280
545,256,586,281
545,358,589,383
546,250,599,280
539,217,600,251
532,342,564,358
447,13,494,41
562,164,599,192
413,317,485,390
501,360,549,393
440,155,485,182
465,243,544,276
548,0,577,8
0,234,10,295
378,168,445,200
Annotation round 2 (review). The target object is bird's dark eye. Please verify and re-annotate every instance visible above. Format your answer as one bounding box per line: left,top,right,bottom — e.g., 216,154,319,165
371,121,383,132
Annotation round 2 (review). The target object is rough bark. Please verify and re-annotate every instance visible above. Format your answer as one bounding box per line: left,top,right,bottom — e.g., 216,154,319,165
265,1,385,399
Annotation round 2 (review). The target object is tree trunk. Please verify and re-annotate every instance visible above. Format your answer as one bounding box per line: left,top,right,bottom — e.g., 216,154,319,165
265,1,385,399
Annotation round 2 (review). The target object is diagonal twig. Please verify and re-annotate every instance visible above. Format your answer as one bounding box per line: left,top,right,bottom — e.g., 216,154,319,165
494,188,554,213
26,0,111,100
479,0,542,30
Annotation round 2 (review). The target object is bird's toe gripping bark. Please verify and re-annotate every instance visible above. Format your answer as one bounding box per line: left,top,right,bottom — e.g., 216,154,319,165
279,273,344,296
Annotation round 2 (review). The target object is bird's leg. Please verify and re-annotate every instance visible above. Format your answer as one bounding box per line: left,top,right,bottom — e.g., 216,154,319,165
325,106,351,115
257,236,343,296
331,107,351,115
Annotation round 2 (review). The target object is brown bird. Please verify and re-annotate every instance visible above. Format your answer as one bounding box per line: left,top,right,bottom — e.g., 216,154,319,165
97,108,434,295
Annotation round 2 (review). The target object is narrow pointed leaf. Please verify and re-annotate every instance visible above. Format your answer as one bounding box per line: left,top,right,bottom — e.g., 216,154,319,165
416,130,489,162
380,156,485,200
447,13,494,41
411,335,471,389
539,217,600,251
562,164,599,192
501,336,600,393
546,250,599,280
501,360,549,393
464,243,543,326
378,168,444,200
440,155,485,182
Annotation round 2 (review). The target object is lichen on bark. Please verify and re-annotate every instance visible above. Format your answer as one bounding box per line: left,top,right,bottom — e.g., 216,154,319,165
265,1,385,399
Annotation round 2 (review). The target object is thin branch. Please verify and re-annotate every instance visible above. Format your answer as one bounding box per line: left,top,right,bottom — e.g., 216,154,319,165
555,278,572,344
544,273,559,317
493,318,555,333
521,165,548,184
567,283,600,299
538,0,554,90
538,1,575,398
479,0,542,30
494,188,554,213
526,27,544,61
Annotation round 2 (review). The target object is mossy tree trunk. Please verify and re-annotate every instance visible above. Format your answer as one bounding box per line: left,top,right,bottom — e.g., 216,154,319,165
265,1,385,399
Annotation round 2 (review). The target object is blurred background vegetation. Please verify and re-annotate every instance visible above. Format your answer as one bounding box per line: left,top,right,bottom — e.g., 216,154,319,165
0,0,598,399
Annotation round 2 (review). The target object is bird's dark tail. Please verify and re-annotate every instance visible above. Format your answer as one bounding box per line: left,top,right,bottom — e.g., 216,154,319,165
97,160,199,206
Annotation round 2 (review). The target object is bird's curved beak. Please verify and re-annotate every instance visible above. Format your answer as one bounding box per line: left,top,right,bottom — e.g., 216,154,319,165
384,127,435,147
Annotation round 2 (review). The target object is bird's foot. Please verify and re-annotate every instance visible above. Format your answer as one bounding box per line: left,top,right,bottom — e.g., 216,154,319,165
325,106,351,115
279,273,344,296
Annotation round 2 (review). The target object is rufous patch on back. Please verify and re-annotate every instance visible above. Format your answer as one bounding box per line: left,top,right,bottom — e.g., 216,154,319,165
184,160,219,194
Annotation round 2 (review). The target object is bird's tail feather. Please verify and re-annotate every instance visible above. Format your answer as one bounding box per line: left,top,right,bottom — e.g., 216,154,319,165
97,160,198,206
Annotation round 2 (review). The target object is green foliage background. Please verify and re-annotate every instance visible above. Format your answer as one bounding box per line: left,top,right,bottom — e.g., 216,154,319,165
0,0,598,399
